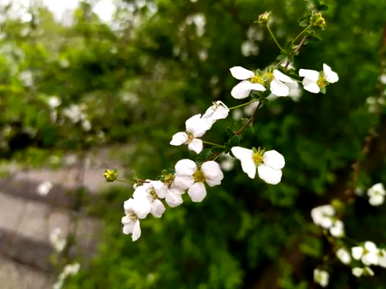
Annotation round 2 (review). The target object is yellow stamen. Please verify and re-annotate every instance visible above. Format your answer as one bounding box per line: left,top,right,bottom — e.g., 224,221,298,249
193,169,205,183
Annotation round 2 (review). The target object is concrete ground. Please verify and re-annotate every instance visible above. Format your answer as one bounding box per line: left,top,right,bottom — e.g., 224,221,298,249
0,155,114,289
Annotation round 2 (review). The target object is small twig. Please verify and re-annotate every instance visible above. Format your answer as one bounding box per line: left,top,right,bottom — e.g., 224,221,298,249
233,102,263,135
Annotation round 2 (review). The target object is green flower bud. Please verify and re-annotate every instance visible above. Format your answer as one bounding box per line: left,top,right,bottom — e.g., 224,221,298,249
258,11,271,24
104,169,118,182
311,12,326,29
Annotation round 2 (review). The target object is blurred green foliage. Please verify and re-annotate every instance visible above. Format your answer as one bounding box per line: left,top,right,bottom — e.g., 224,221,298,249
0,0,386,288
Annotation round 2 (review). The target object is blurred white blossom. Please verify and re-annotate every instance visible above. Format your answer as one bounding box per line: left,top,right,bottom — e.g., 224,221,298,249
367,183,385,206
313,269,329,287
50,228,67,252
37,181,53,196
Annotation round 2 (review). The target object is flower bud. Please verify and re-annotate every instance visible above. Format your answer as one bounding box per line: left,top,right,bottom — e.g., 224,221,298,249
311,12,326,29
104,169,118,182
258,11,271,24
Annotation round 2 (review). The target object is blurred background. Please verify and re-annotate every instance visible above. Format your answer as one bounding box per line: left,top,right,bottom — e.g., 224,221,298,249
0,0,385,288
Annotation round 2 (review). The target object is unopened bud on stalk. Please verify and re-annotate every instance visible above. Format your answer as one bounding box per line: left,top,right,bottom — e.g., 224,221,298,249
104,169,118,182
258,11,271,24
311,12,326,29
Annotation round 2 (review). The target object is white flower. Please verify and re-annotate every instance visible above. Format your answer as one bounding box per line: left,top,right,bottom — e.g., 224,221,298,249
202,101,229,127
270,69,298,97
231,147,285,184
63,263,80,276
378,249,386,268
82,119,92,131
47,96,61,108
367,183,385,206
229,66,266,99
133,181,167,218
351,241,379,266
122,198,151,241
329,219,344,238
53,263,80,289
220,153,235,171
50,228,67,252
63,104,86,123
313,269,329,287
352,267,374,277
336,248,351,264
170,114,211,154
230,66,296,99
299,63,339,94
311,205,335,229
352,267,363,277
173,159,224,202
36,181,53,196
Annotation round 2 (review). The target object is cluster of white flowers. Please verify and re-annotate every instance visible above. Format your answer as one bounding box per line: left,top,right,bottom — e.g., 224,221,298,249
121,159,224,241
367,183,385,206
311,204,344,238
332,242,386,278
350,242,386,277
120,62,339,241
63,104,92,131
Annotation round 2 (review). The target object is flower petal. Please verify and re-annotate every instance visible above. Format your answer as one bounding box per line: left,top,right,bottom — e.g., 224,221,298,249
351,246,364,260
369,195,384,206
202,101,230,124
170,132,188,146
188,182,207,202
229,66,255,80
123,223,134,235
273,69,296,83
188,138,203,154
131,220,141,241
299,69,319,81
151,199,166,218
323,63,339,83
263,150,285,169
185,114,211,137
175,159,197,176
231,80,265,99
165,188,184,207
257,164,282,184
172,175,194,190
270,79,289,96
231,146,256,179
149,180,167,199
201,160,224,187
302,78,320,94
133,198,152,219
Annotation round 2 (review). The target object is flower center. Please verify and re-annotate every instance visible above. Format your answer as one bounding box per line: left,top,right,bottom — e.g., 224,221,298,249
163,173,175,187
149,188,158,200
249,72,274,86
249,75,264,84
128,212,137,221
317,73,328,88
187,132,194,143
193,168,205,183
252,148,265,165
